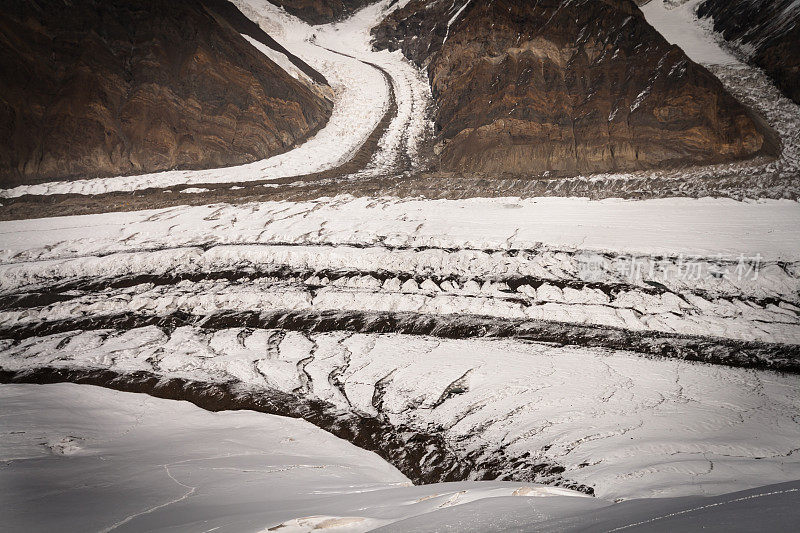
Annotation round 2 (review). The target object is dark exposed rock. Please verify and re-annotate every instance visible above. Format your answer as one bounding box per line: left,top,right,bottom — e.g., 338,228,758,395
697,0,800,105
0,0,333,187
268,0,374,25
372,0,778,176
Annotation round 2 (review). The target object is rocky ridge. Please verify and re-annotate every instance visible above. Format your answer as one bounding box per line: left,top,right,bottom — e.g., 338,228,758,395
697,0,800,105
372,0,778,176
0,0,332,187
269,0,375,24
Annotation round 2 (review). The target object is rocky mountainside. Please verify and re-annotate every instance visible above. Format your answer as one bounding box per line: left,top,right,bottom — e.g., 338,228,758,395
0,0,332,187
373,0,777,176
268,0,374,24
698,0,800,105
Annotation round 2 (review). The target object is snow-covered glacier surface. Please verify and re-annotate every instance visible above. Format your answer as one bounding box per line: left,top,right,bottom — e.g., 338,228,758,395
2,194,798,503
3,383,799,532
4,329,800,502
1,1,799,528
2,196,798,260
2,196,798,348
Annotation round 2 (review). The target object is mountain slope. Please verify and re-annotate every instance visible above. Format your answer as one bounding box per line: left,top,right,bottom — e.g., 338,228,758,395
698,0,800,105
0,0,332,187
373,0,777,176
267,0,374,24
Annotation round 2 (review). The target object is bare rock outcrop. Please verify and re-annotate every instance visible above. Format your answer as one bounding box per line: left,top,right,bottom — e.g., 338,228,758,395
373,0,777,176
0,0,332,187
269,0,374,24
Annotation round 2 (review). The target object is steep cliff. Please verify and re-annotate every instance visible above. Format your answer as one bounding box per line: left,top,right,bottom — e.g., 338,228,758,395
373,0,776,176
0,0,332,186
698,0,800,104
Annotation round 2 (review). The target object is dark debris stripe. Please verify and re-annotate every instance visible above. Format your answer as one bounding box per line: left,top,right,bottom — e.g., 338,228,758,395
2,309,798,373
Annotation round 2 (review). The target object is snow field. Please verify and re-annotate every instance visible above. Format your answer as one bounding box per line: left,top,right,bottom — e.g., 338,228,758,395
2,196,798,262
3,331,799,502
3,382,606,532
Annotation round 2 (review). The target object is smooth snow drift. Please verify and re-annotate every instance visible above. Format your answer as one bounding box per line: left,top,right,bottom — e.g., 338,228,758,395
1,383,599,532
3,383,799,531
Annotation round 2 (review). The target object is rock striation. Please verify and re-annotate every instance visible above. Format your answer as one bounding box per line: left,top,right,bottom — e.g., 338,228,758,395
0,0,332,187
373,0,777,176
698,0,800,105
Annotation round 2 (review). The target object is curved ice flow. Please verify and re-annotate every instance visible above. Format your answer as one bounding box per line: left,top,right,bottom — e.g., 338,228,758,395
4,334,800,501
308,0,433,174
640,0,739,67
0,0,430,198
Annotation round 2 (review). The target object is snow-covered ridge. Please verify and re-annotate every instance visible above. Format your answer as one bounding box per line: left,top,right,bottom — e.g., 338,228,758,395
443,0,473,44
1,196,797,347
3,242,794,303
3,268,798,346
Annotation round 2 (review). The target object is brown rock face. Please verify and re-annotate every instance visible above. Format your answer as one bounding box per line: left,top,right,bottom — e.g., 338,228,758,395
373,0,776,176
269,0,373,24
698,0,800,105
0,0,332,187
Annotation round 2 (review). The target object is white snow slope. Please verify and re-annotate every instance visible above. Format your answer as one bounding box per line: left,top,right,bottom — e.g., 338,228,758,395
1,383,601,532
3,383,799,532
641,0,739,66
